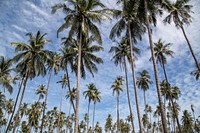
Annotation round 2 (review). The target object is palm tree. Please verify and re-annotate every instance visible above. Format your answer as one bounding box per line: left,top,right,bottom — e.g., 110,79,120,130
136,70,153,114
136,0,169,132
105,114,113,133
6,31,53,133
142,114,149,133
40,53,60,133
111,76,124,133
57,74,68,133
182,110,193,132
83,83,96,132
164,0,200,71
109,1,146,132
109,37,139,132
0,56,14,94
35,84,47,102
66,88,76,118
92,89,101,131
52,1,110,132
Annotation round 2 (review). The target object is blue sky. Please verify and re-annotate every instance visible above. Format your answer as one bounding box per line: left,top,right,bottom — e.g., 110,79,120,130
1,0,200,131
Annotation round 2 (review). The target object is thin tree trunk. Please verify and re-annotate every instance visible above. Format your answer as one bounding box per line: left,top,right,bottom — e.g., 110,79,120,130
40,69,53,133
65,67,76,114
58,86,65,133
124,57,136,133
92,102,96,132
87,101,91,132
74,28,82,133
144,0,168,132
180,25,200,71
162,59,182,133
5,77,24,133
12,74,29,133
128,20,143,133
144,90,147,114
117,94,120,133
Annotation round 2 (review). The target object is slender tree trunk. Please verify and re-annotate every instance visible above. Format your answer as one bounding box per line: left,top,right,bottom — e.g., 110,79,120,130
124,57,136,133
40,69,53,133
65,67,76,114
128,20,143,133
144,90,147,114
5,77,24,133
144,1,168,132
12,74,29,133
58,86,65,133
74,28,82,133
87,101,91,132
117,94,120,133
92,102,96,132
180,25,200,71
162,59,182,133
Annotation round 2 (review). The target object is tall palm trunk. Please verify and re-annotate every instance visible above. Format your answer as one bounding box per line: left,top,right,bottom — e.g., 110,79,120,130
128,20,143,133
180,25,200,71
161,59,182,133
12,74,29,133
92,102,96,132
40,69,53,133
124,57,135,133
87,101,91,132
65,67,76,114
74,28,82,133
5,77,24,133
143,0,168,132
117,94,120,133
58,86,65,133
144,90,147,114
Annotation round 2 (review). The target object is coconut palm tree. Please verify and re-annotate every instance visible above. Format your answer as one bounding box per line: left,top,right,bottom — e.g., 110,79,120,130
6,31,53,133
136,0,169,131
92,89,101,131
109,1,146,131
83,83,96,132
136,70,153,114
164,0,200,71
109,37,139,132
66,88,76,118
35,84,47,102
0,56,14,94
40,53,60,133
52,1,110,131
111,76,124,133
182,110,193,132
105,114,113,133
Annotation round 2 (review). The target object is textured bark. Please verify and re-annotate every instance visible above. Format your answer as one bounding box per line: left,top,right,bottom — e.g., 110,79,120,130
5,77,24,133
12,74,29,133
40,69,52,133
144,0,168,132
74,29,82,133
124,58,136,133
128,20,143,133
181,25,200,71
92,102,96,131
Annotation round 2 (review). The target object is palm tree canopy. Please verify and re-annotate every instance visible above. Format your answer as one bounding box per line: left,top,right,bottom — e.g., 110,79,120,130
52,0,111,44
83,83,97,102
153,39,174,66
66,87,77,101
35,84,47,100
93,89,101,104
111,76,124,96
163,0,193,28
136,70,153,92
109,37,139,69
11,31,53,79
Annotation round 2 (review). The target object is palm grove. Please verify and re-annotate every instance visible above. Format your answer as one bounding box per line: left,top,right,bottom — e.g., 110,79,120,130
0,0,200,133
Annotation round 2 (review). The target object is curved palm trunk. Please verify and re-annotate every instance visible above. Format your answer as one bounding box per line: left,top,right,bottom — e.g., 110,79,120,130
144,0,168,132
117,94,120,133
87,100,91,132
124,57,136,133
12,74,29,133
5,77,24,133
161,60,182,133
58,86,65,133
65,67,76,114
92,102,96,132
180,25,200,71
74,29,82,133
40,69,53,133
128,21,143,133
